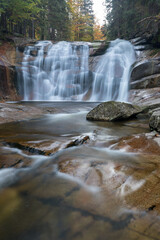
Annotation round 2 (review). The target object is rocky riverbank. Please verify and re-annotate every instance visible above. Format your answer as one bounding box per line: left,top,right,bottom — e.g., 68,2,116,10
0,102,60,124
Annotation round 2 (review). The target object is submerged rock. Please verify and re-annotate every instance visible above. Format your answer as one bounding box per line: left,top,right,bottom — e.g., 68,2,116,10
86,101,142,121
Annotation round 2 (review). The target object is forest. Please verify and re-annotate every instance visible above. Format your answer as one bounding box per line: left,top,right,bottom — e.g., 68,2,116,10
106,0,160,39
0,0,101,41
1,0,160,42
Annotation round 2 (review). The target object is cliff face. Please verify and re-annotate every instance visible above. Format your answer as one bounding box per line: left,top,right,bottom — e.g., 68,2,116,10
0,42,19,101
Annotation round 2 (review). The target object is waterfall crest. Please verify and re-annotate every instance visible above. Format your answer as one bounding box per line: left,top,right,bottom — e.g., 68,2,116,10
18,39,135,101
90,39,136,102
20,41,90,101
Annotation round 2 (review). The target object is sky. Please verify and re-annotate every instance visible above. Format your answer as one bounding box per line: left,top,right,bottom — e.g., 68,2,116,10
93,0,106,25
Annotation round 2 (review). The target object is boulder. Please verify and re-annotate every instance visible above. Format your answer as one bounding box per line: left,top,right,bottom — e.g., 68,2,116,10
149,111,160,132
86,101,142,121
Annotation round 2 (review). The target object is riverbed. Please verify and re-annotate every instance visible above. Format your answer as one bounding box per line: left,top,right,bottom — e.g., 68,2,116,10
0,102,160,240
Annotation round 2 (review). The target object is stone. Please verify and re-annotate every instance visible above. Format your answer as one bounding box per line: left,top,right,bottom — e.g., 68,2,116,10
30,50,38,57
65,135,90,148
86,101,142,122
0,64,18,101
130,73,160,89
130,60,160,82
149,110,160,132
112,133,160,155
0,102,59,124
129,88,160,110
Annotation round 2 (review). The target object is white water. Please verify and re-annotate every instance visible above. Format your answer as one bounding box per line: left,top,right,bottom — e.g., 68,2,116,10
90,39,136,101
21,41,90,101
19,39,135,101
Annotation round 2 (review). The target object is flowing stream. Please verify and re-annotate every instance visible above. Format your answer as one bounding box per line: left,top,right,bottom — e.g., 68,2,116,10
1,40,159,239
0,102,159,240
17,39,135,101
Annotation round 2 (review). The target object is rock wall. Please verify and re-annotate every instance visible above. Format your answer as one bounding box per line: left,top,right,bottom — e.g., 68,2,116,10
130,59,160,89
0,42,19,101
0,37,37,101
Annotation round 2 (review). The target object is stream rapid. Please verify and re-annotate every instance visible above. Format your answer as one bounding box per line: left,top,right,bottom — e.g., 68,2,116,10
0,102,159,240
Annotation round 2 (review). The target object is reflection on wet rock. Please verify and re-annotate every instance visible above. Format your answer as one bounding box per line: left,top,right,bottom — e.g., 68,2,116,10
0,103,160,239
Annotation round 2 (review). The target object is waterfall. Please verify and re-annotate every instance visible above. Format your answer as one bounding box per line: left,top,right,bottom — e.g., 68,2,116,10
18,39,135,101
20,41,90,101
90,39,136,102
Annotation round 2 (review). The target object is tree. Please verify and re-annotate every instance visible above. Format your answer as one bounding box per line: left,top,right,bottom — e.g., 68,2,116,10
67,0,94,41
0,0,95,41
105,0,160,40
93,19,106,41
47,0,70,40
0,0,41,38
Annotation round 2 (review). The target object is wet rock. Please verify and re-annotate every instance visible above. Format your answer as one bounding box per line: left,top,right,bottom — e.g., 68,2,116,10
65,135,90,148
30,50,38,57
0,143,33,169
86,101,142,122
130,59,160,89
129,88,160,113
149,111,160,132
0,103,59,124
90,41,109,57
130,73,160,89
4,139,64,158
5,142,48,156
0,42,20,100
1,135,90,169
0,63,18,101
131,60,160,82
112,133,160,155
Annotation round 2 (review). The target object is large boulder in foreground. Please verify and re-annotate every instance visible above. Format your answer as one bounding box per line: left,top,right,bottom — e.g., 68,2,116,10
86,101,142,121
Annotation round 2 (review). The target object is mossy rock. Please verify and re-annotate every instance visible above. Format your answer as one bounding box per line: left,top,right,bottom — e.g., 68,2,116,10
86,101,142,122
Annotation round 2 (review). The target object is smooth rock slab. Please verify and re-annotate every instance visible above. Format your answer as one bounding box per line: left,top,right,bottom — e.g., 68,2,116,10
131,60,160,82
130,73,160,89
86,101,142,121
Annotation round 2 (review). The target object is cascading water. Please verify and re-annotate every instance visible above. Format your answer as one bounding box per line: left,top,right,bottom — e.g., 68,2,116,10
20,41,90,101
90,39,136,102
18,39,135,101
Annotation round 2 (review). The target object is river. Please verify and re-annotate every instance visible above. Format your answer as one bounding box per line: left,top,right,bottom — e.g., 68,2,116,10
0,102,159,240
